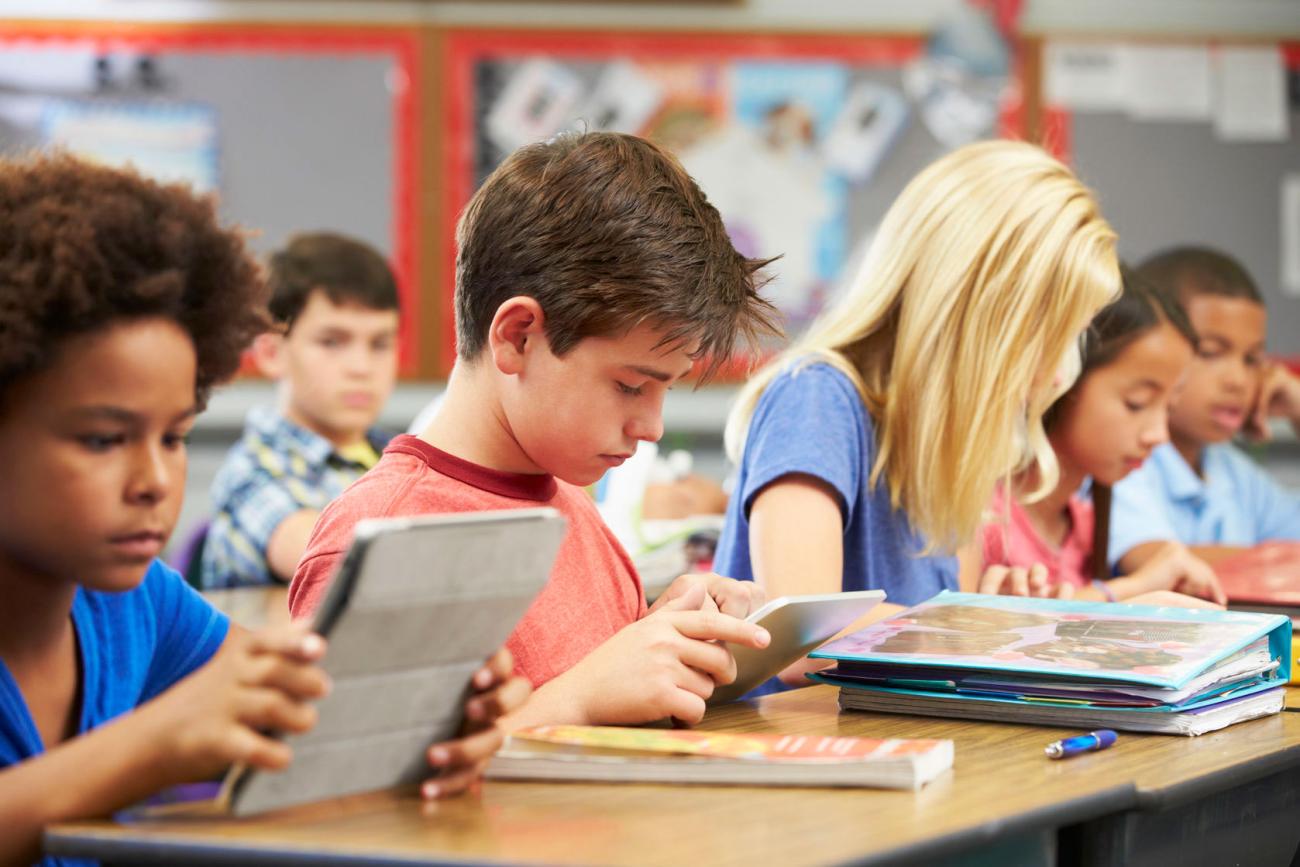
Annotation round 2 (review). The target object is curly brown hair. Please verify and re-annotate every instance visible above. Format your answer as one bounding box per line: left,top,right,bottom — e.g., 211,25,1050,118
0,153,266,407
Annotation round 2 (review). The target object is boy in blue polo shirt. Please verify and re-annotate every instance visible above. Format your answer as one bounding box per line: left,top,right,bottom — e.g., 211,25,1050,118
1109,246,1300,573
201,233,400,588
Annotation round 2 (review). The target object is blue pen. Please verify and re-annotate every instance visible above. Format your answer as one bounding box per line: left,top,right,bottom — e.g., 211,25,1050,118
1044,729,1118,759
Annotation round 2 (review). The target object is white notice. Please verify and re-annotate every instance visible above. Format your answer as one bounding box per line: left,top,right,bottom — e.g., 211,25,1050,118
1122,44,1212,121
1215,46,1289,142
1044,41,1125,112
1283,175,1300,298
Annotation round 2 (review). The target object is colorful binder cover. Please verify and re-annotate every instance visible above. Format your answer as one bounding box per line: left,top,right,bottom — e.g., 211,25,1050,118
809,591,1290,714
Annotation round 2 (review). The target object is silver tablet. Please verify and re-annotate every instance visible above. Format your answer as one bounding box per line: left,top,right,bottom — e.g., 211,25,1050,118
225,508,566,816
708,590,887,706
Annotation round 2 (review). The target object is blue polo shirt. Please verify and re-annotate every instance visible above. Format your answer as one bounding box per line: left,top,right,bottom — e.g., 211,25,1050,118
0,561,229,867
1108,442,1300,565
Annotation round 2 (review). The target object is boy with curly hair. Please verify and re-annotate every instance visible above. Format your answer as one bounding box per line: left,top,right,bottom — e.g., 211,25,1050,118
0,154,525,866
291,131,779,728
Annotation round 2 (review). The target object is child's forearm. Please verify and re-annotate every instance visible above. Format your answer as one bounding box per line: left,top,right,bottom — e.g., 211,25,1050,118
0,699,185,866
496,673,587,732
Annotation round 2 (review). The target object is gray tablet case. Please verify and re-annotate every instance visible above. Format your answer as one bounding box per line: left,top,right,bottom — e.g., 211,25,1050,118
224,508,566,816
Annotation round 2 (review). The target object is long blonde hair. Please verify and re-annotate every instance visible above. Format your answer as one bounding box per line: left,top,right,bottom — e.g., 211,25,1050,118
725,140,1120,552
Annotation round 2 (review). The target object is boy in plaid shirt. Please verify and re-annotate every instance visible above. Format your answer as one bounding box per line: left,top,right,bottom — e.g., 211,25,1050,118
201,233,399,588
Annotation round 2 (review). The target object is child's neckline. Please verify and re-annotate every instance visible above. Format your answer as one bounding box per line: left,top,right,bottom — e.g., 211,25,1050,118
386,434,558,501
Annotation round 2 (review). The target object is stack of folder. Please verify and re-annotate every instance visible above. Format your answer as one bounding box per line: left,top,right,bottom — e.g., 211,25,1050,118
811,592,1290,735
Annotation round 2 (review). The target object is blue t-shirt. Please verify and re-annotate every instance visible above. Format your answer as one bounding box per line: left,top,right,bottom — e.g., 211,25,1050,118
1108,441,1300,565
716,362,957,665
0,560,229,867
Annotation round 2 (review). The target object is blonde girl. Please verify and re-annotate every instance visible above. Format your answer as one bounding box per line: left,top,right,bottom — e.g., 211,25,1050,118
713,140,1120,689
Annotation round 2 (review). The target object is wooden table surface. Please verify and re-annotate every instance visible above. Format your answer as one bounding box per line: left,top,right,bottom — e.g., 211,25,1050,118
48,684,1300,867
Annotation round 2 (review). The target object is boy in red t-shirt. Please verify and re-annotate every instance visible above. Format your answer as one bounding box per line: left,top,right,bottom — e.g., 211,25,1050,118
290,131,780,727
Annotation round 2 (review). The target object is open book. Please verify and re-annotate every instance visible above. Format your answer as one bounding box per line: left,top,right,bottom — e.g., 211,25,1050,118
810,591,1291,735
486,725,953,790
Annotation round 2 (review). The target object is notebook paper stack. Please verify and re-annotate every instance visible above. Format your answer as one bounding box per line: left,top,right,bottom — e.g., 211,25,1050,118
486,725,953,789
810,592,1290,736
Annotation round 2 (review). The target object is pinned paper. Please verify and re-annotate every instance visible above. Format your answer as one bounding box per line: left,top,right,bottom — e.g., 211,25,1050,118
1282,175,1300,298
577,62,664,135
1044,41,1125,112
1214,46,1289,142
484,59,583,153
1121,44,1212,121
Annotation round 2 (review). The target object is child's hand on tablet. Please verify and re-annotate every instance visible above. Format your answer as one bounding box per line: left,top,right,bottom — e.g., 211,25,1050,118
151,622,330,780
510,585,771,728
649,572,766,618
422,648,532,799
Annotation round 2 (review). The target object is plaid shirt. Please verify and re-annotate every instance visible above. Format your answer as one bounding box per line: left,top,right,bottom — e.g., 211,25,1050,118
200,407,389,589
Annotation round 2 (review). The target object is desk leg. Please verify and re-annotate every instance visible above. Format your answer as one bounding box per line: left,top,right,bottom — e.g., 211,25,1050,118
1059,768,1300,867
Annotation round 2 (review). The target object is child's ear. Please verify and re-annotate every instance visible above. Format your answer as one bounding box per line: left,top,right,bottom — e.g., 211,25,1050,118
488,296,546,376
250,332,287,379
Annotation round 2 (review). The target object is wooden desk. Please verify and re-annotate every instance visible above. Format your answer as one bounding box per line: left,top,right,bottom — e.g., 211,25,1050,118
43,685,1300,867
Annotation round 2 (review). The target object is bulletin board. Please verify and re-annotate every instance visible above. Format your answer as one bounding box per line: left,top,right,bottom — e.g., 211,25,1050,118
441,28,1025,375
0,22,428,374
1035,39,1300,359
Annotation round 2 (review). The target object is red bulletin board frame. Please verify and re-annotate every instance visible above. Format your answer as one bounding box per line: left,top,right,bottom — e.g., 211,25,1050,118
0,22,423,375
442,29,938,376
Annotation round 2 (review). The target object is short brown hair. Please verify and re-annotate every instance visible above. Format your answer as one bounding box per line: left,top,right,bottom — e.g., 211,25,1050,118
454,131,778,377
1138,246,1263,307
0,153,266,407
267,231,400,330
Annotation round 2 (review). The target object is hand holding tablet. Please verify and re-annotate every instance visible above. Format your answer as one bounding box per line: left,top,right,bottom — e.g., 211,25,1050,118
708,590,887,706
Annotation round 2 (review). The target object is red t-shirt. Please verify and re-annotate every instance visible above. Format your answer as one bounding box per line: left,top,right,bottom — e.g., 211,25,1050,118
288,435,646,686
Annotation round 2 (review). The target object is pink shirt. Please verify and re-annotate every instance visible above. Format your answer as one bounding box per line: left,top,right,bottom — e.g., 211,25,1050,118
289,435,646,687
980,486,1096,588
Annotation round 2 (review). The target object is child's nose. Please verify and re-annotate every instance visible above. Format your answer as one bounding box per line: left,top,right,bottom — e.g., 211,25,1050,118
128,445,172,504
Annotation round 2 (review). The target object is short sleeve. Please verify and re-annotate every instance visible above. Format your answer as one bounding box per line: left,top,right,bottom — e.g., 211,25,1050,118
737,364,867,527
1107,468,1179,566
1233,451,1300,542
140,561,229,702
221,473,304,558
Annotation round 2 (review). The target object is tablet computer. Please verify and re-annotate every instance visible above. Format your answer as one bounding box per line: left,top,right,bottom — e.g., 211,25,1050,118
223,508,566,816
707,590,886,706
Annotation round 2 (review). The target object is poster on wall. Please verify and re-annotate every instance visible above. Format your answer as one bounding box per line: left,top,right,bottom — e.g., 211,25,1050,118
42,100,220,193
450,34,944,349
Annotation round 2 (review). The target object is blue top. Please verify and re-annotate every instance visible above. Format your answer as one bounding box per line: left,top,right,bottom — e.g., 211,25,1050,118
202,406,390,589
716,360,957,609
1108,442,1300,565
0,561,229,867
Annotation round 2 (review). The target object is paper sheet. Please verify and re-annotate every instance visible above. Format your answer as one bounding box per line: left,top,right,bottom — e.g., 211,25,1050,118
1122,44,1212,121
1044,41,1125,111
1214,45,1289,142
1282,175,1300,298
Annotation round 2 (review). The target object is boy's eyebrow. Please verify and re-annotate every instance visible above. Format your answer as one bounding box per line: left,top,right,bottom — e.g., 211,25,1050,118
71,405,199,424
625,363,694,383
